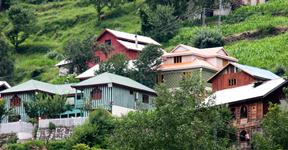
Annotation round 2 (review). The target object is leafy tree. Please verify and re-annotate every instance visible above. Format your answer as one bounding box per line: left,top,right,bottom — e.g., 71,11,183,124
0,100,13,123
92,41,113,58
67,109,115,149
24,93,69,139
131,45,163,88
145,0,189,18
192,28,224,48
140,5,181,42
252,104,288,150
0,0,13,11
0,38,14,81
96,54,129,76
110,75,236,149
64,36,95,74
6,5,36,51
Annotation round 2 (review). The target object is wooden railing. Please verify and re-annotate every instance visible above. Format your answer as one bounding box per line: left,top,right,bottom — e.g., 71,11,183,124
38,117,87,128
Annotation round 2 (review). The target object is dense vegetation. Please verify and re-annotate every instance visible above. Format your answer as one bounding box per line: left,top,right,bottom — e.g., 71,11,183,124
0,0,288,84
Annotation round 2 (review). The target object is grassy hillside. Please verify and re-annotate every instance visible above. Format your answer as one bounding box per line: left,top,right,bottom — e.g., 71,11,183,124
0,0,143,84
1,0,288,84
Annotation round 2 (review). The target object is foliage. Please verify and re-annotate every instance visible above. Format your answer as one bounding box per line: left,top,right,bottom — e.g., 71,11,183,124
7,140,44,150
140,5,181,42
110,75,236,149
0,0,13,10
72,144,91,150
46,122,56,144
0,38,14,81
50,74,79,84
46,140,67,150
92,41,113,58
192,28,224,48
67,109,115,149
64,36,95,74
252,104,288,150
226,0,288,23
6,5,36,51
130,45,163,88
96,54,128,76
0,100,13,123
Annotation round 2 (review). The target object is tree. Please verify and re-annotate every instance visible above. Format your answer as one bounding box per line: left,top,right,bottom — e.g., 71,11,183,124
67,109,115,149
64,36,96,74
6,5,36,51
24,93,69,139
140,5,181,42
130,45,163,88
0,0,13,11
0,100,13,123
110,75,236,149
0,38,14,81
192,28,224,48
145,0,189,18
96,54,129,76
252,104,288,150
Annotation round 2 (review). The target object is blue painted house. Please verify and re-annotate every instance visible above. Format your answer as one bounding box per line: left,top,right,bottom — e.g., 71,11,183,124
0,80,80,123
72,72,156,116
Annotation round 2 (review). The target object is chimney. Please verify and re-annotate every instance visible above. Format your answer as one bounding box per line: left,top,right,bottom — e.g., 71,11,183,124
135,35,138,48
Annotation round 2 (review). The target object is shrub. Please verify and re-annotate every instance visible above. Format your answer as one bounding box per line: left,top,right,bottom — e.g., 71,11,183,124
72,144,91,150
47,140,67,150
192,28,224,48
46,50,63,60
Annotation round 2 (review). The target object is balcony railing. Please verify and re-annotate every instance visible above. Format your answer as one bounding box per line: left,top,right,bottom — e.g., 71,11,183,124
38,117,88,128
0,122,34,134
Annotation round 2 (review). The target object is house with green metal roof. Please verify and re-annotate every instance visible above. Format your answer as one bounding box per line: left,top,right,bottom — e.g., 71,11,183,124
72,72,156,116
0,80,81,123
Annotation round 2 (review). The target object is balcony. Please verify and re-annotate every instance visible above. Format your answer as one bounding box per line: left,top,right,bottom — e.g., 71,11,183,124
38,117,88,128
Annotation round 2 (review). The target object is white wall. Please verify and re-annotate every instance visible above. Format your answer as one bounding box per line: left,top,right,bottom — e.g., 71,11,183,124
38,117,87,128
112,105,136,117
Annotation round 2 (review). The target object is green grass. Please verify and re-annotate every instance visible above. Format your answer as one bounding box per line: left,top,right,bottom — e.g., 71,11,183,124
0,0,142,84
225,33,288,72
1,0,288,84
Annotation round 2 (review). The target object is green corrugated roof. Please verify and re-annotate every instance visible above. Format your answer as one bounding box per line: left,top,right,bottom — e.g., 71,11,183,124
73,72,156,94
0,80,76,95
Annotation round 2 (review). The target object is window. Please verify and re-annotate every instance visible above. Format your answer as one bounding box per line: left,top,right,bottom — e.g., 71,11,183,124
69,114,75,118
157,74,164,83
130,90,134,95
228,79,237,86
142,94,149,103
91,88,102,100
174,56,182,63
76,113,81,117
77,93,83,100
8,114,21,122
239,130,248,142
10,95,21,107
240,106,248,118
105,39,112,45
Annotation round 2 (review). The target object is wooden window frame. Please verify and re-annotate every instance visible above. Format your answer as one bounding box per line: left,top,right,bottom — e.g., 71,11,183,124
240,105,248,119
174,56,182,63
142,94,149,104
10,95,21,107
105,39,112,45
91,88,102,100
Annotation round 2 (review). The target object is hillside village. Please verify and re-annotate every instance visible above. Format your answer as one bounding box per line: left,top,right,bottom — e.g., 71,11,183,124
0,0,288,149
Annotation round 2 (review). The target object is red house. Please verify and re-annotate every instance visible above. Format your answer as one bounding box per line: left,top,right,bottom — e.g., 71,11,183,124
206,63,286,149
90,28,161,67
208,63,280,92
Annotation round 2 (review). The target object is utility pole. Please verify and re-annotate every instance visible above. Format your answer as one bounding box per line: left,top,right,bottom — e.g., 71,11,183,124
218,0,223,26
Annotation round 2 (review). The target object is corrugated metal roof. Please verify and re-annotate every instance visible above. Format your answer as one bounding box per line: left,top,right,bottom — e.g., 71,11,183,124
0,80,76,95
117,40,146,51
55,59,71,67
205,78,286,105
231,63,280,80
76,60,136,79
106,29,161,45
73,72,156,94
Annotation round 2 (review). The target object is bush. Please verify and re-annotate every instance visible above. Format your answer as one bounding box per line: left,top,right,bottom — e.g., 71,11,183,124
72,144,91,150
192,28,224,48
47,140,68,150
46,50,63,60
7,140,44,150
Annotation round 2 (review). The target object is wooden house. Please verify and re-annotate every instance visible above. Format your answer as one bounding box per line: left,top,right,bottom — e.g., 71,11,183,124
157,44,238,88
0,80,79,123
72,72,156,116
92,28,161,64
208,63,280,92
206,78,287,149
